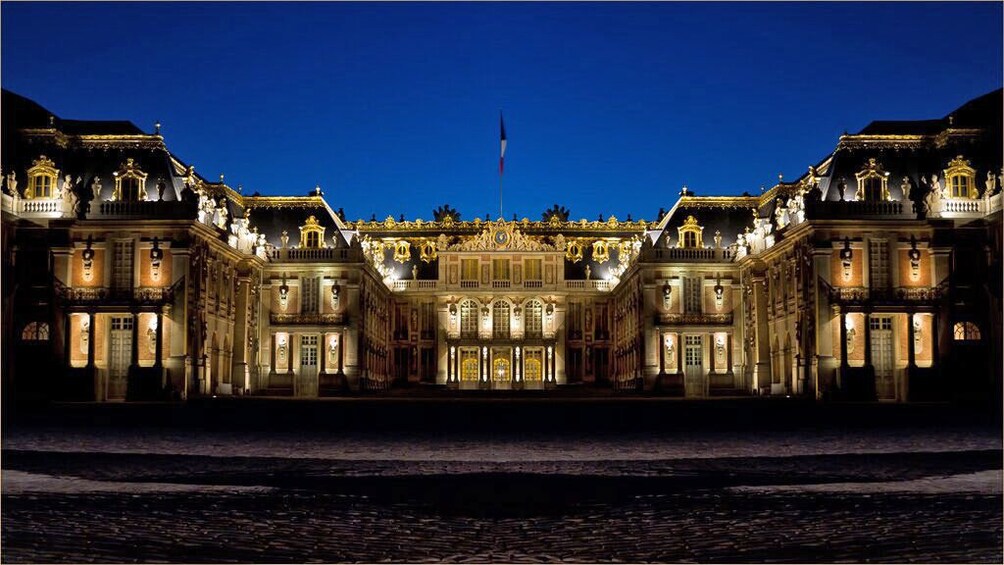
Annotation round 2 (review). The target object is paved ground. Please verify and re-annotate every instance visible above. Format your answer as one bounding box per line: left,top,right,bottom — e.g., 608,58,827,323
2,403,1001,563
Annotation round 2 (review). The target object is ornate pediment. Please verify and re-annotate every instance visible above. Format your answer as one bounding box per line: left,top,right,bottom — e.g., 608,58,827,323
448,220,558,252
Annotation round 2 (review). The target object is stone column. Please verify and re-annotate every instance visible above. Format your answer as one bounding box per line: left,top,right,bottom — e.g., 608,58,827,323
839,312,848,369
931,311,940,369
130,311,140,369
752,275,772,390
86,311,97,399
906,312,916,369
64,312,72,367
231,275,251,393
864,312,872,367
727,333,733,374
676,332,683,374
155,310,164,390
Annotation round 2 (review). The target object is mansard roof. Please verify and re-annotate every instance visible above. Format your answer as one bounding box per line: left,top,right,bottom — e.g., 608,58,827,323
244,193,352,248
652,195,759,248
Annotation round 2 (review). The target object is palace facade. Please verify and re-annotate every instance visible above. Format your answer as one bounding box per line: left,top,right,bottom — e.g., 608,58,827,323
2,89,1001,404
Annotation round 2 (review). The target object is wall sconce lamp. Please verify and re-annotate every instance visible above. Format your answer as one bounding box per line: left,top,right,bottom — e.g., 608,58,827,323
330,283,340,309
449,303,458,326
662,280,672,310
81,236,95,282
714,276,725,310
839,237,853,282
908,236,922,282
664,334,675,358
913,314,923,353
545,302,555,323
149,237,163,281
329,335,339,354
278,273,290,312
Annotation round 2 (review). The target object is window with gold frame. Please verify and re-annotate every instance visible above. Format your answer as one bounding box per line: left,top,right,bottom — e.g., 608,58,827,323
26,156,58,199
299,215,326,248
943,156,977,199
677,215,704,248
113,158,148,201
460,349,480,382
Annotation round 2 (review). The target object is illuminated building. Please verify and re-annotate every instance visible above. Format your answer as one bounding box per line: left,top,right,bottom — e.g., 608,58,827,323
2,88,1000,402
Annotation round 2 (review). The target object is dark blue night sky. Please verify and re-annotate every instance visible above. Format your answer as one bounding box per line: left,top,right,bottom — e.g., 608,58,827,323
2,2,1000,222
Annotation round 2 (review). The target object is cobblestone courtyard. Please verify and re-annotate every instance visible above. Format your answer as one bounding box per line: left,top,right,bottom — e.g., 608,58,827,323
2,402,1001,563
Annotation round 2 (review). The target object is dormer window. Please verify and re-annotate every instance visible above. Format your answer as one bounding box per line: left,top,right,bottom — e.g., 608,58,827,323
943,155,977,199
855,158,890,201
677,215,704,248
26,156,59,199
113,158,148,201
299,215,326,248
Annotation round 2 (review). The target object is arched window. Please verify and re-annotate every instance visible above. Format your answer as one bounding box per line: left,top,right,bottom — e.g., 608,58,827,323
299,215,326,248
677,215,703,248
113,158,148,201
26,156,58,199
493,300,510,339
460,299,478,339
525,299,543,338
944,156,977,199
854,158,889,201
953,321,981,341
21,321,50,341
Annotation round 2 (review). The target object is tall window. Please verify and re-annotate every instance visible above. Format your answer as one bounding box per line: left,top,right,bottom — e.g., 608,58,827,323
868,240,888,290
301,276,319,313
492,259,510,281
569,302,582,339
120,177,141,201
525,299,543,338
460,299,478,339
493,301,510,339
420,302,435,340
684,277,702,314
461,259,478,281
305,231,320,248
863,177,884,201
112,240,134,291
30,174,53,198
524,258,542,281
949,174,971,199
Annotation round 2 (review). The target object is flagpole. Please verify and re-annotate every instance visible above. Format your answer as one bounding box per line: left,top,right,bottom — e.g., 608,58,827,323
499,110,506,220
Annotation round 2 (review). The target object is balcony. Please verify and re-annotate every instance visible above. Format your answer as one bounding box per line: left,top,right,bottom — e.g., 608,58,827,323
392,280,439,292
658,312,733,325
269,312,345,325
95,200,195,219
269,247,353,262
55,284,176,306
564,280,611,292
649,247,734,262
825,283,946,307
806,199,907,219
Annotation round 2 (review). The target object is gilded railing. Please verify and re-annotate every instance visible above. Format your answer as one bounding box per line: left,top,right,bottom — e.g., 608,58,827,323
270,312,344,325
658,312,732,325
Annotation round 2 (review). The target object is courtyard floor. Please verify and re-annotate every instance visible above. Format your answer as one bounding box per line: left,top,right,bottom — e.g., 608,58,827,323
2,401,1001,563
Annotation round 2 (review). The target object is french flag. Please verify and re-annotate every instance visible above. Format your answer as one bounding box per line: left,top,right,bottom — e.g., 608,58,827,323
499,112,507,176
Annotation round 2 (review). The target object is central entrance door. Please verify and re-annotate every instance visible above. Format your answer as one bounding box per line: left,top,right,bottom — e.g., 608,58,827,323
523,348,543,390
870,316,894,400
108,316,132,400
298,335,318,397
491,347,511,390
684,335,705,397
460,348,480,388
